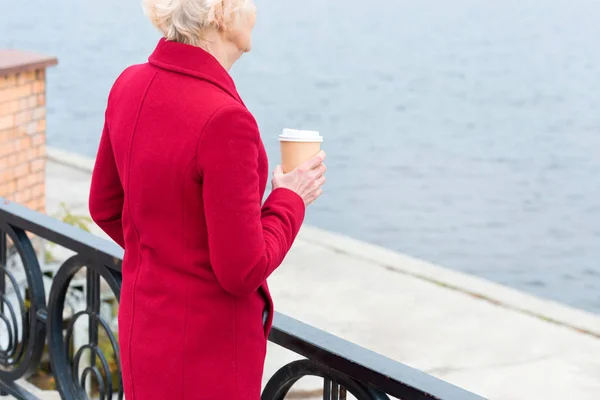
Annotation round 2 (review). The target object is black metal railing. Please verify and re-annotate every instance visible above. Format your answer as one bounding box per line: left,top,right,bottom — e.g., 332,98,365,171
0,198,486,400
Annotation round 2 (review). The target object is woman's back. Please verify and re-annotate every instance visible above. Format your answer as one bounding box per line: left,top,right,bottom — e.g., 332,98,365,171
108,58,237,277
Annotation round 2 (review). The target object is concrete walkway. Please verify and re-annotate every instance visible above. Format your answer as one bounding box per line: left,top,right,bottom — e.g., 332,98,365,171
41,148,600,400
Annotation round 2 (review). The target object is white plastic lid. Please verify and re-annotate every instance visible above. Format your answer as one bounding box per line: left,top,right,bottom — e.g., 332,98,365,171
279,128,323,143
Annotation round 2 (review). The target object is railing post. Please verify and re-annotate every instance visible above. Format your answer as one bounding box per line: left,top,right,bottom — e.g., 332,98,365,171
323,379,331,399
86,267,101,396
0,232,5,398
0,231,6,314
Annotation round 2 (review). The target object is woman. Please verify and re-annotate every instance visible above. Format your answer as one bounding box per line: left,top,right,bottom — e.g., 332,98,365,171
89,1,326,399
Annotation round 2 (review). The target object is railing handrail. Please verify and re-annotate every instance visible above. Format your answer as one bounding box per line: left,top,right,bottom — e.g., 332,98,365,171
0,198,123,269
0,197,486,400
271,313,484,400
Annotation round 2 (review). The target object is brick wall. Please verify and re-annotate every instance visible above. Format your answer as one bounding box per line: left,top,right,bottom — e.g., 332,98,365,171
0,50,57,212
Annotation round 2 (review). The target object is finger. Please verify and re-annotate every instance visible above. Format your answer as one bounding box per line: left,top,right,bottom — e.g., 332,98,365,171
314,163,327,178
307,189,323,205
314,175,326,188
300,150,326,171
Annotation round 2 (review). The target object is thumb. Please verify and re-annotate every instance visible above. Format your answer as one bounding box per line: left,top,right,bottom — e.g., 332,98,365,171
273,165,284,175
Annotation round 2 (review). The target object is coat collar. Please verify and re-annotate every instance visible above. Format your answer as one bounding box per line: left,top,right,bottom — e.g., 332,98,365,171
148,38,243,103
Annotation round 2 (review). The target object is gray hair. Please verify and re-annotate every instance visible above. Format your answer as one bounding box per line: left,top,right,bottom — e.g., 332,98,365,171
142,0,255,46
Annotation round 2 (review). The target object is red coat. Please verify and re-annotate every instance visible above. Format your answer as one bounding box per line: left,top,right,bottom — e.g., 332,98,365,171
89,38,305,400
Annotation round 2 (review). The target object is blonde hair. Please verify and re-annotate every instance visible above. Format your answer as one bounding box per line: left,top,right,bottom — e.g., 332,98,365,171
142,0,255,46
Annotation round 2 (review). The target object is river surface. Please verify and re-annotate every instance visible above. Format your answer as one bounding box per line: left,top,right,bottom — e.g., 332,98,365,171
2,0,599,312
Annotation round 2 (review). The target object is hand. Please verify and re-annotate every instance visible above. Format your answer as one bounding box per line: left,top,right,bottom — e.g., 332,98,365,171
272,151,327,206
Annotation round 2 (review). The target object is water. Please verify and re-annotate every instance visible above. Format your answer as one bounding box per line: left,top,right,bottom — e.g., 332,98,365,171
2,0,599,312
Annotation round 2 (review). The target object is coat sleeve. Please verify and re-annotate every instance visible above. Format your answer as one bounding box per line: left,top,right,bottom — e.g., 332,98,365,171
197,105,306,297
89,120,125,248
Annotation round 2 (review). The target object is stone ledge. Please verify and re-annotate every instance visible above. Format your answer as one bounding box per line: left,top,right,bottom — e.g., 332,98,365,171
0,50,58,75
47,146,95,173
297,225,600,338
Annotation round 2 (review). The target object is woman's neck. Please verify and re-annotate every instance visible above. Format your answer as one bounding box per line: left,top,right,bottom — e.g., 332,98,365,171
198,29,242,71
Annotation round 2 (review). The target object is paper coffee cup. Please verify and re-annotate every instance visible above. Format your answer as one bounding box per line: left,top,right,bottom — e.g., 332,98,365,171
279,129,323,173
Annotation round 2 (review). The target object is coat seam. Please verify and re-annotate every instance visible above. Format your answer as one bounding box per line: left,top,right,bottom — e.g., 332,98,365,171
234,298,238,400
124,69,160,400
181,157,196,399
181,279,190,399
